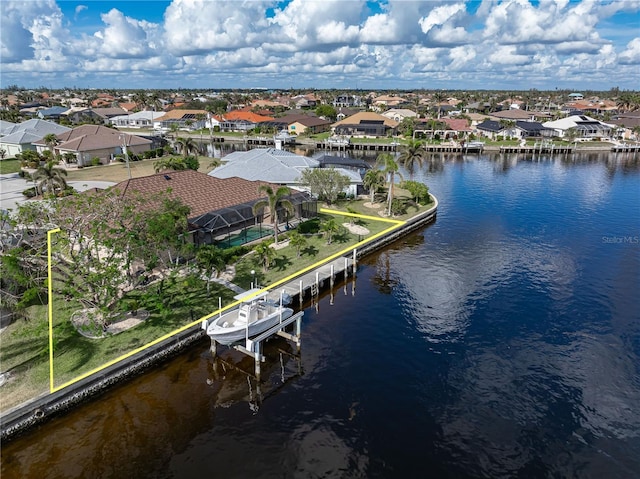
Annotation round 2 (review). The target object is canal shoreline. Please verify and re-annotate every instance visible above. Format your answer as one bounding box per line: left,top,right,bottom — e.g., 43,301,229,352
0,197,438,442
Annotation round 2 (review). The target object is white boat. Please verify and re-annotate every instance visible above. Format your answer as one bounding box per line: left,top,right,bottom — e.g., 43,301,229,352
202,289,294,346
466,141,485,149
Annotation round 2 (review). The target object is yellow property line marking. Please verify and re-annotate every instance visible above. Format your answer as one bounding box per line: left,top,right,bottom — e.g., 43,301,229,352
47,209,406,392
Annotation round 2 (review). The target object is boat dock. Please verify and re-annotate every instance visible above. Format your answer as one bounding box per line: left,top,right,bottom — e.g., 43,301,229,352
611,144,640,153
500,144,575,154
266,254,357,306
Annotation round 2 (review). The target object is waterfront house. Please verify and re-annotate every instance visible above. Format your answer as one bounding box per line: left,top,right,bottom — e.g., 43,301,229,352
542,115,614,140
36,106,68,121
331,112,399,138
381,109,418,122
219,111,275,132
288,116,331,135
110,111,165,129
153,109,208,132
489,109,537,122
514,121,553,139
209,148,363,197
475,120,506,140
112,169,315,246
332,94,362,108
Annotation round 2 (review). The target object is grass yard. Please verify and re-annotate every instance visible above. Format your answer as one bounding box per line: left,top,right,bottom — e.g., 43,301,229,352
0,159,21,175
65,156,219,183
0,275,236,412
233,195,434,289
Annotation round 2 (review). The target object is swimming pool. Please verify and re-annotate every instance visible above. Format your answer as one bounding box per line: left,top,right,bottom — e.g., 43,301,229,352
215,225,273,248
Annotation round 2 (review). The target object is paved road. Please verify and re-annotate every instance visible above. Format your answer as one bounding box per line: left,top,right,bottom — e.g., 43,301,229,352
0,173,115,213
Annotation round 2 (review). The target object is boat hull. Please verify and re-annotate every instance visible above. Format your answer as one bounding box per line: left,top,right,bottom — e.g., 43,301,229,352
206,307,294,346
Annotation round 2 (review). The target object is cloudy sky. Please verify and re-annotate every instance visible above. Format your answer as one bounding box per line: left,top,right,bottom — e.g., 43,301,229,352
2,0,639,91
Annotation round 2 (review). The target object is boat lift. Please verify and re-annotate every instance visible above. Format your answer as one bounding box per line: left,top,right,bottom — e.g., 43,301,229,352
210,309,304,381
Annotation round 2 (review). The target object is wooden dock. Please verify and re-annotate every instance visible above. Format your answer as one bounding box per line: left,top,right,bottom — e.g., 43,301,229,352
500,145,575,154
611,144,640,153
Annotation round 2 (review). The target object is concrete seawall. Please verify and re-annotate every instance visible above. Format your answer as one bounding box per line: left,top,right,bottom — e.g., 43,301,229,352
0,197,438,441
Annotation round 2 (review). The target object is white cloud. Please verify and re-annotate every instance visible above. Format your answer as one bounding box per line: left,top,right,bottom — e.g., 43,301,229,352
618,37,640,64
93,9,158,58
74,4,87,19
164,0,271,55
1,1,65,63
419,3,466,35
488,45,531,65
1,0,639,89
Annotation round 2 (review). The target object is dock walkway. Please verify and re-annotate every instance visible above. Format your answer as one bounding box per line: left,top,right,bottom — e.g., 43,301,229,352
267,256,355,304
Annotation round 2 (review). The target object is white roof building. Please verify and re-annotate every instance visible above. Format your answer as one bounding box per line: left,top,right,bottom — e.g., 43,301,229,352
543,115,614,139
0,119,71,158
109,110,165,128
209,148,362,196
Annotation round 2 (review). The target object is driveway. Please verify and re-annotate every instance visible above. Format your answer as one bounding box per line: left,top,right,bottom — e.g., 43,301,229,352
0,173,115,213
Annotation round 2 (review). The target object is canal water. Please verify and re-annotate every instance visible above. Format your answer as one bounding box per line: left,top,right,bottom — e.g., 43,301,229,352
2,152,639,478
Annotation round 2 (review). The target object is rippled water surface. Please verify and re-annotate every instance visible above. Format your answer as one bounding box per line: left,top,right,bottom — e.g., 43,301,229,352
2,153,639,478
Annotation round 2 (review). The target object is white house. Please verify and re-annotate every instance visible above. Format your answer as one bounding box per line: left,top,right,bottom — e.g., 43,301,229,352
209,148,362,197
110,111,164,129
381,109,418,122
543,115,614,140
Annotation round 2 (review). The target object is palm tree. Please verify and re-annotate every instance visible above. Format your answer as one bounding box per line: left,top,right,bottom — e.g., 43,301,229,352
376,153,403,217
208,157,222,171
319,218,340,245
397,139,425,179
363,169,385,204
154,157,187,173
175,137,199,159
33,161,68,196
287,230,307,258
43,133,58,157
196,245,226,295
254,240,276,272
432,91,447,119
252,185,295,244
499,119,516,140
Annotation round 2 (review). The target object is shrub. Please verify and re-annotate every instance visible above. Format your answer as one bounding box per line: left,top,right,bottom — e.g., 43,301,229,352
22,187,37,198
390,198,407,216
143,150,154,159
90,157,101,166
297,218,320,234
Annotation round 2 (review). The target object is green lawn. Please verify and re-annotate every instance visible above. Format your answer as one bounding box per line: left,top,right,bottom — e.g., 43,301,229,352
0,159,21,175
234,197,433,288
0,274,236,412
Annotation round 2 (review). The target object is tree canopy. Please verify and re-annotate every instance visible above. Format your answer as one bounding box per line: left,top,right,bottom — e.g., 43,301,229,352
299,167,350,205
0,189,192,324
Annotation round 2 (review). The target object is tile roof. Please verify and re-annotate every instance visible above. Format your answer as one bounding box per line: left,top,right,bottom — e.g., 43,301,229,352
210,148,318,183
332,111,399,128
440,118,471,131
490,109,534,120
155,109,208,121
224,110,275,123
33,125,151,152
292,116,331,127
111,170,278,218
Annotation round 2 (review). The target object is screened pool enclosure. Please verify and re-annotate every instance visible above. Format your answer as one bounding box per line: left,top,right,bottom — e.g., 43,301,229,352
190,191,317,248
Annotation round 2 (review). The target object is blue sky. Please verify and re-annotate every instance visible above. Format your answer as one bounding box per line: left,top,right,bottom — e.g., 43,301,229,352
2,0,639,90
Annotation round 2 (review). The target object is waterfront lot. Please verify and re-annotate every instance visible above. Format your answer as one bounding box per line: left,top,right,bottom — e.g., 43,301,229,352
0,157,433,412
